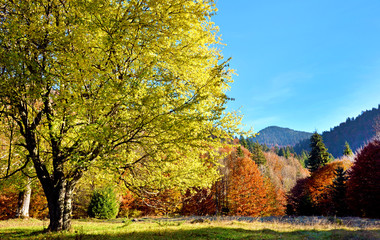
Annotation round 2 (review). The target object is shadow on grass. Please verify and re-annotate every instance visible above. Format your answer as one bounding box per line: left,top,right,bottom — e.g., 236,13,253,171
0,227,379,240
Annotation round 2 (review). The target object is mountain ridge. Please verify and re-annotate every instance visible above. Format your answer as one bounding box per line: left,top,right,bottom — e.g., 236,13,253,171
252,105,380,158
253,126,313,147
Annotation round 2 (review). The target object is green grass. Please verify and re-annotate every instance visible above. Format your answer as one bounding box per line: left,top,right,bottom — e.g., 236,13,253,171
0,218,379,240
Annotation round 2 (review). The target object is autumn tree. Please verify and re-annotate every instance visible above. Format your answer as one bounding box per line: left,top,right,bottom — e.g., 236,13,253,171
264,152,309,193
0,0,241,231
287,159,352,216
307,133,331,172
227,150,284,216
347,138,380,218
0,116,34,218
181,187,216,216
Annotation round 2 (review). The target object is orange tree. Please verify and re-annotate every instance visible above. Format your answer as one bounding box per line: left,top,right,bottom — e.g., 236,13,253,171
227,148,285,216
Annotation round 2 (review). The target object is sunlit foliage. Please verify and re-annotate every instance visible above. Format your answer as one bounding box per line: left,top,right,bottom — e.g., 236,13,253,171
0,0,242,231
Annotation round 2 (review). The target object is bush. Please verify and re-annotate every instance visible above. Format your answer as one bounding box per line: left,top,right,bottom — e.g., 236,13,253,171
88,187,119,219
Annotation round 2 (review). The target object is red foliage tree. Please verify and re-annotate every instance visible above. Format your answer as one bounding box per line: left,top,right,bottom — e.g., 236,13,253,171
181,187,216,216
347,138,380,218
287,159,352,216
0,189,18,220
0,183,48,220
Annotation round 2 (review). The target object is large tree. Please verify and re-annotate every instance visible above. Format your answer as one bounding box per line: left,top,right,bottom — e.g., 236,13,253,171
0,0,241,231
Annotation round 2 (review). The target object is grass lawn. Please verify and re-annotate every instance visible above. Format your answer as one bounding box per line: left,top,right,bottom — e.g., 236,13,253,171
0,218,379,240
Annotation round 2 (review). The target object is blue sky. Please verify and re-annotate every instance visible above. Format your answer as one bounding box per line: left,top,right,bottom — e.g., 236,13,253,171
212,0,380,133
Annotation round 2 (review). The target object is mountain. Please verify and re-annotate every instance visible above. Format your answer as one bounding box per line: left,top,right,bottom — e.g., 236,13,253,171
253,126,313,147
294,105,380,157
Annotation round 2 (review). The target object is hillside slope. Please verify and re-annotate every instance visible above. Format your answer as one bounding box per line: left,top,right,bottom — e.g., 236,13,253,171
294,105,380,157
253,126,313,147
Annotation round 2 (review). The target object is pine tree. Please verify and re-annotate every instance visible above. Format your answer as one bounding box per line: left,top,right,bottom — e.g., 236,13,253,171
247,140,254,153
300,150,309,168
236,146,244,157
274,146,280,155
307,132,330,172
331,167,348,216
285,147,291,159
343,142,353,156
251,142,266,165
239,135,248,149
262,144,270,152
279,148,285,157
88,187,119,219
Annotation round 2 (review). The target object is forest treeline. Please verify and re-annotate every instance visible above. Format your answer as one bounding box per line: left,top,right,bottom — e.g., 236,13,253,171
254,106,380,158
1,132,379,219
294,105,380,157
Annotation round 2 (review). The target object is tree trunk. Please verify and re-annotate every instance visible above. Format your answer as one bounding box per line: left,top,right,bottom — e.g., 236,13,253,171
16,178,32,218
44,180,75,231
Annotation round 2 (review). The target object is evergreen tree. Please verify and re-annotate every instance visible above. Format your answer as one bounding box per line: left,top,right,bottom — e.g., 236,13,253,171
279,148,285,157
307,132,330,172
251,142,266,165
343,142,353,156
274,146,280,155
300,150,309,168
239,135,248,149
237,146,244,157
248,140,255,153
88,187,119,219
297,192,315,216
285,147,291,159
331,167,348,216
288,146,295,153
262,144,270,152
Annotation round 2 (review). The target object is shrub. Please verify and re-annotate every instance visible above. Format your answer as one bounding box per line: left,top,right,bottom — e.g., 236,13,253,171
88,187,119,219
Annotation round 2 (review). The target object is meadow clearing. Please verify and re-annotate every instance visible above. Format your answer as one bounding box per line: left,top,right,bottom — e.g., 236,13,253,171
0,216,379,240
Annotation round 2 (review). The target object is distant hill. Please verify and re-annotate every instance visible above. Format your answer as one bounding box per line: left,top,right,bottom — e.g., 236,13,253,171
294,105,380,157
253,126,313,147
